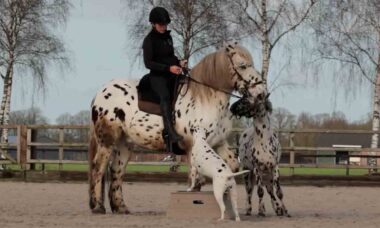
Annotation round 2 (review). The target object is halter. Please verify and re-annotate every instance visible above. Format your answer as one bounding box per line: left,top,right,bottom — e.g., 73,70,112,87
226,52,265,96
179,50,265,99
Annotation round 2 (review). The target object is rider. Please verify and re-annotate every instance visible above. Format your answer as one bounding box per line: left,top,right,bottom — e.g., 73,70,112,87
142,6,186,143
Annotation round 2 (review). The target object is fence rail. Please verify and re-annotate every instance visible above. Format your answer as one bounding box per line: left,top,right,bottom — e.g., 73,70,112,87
0,125,379,176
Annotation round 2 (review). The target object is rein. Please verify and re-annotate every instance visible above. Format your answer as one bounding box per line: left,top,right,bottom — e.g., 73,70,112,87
183,75,243,99
178,51,265,99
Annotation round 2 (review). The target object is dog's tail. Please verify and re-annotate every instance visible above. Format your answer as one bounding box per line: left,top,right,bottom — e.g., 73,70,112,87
227,170,251,178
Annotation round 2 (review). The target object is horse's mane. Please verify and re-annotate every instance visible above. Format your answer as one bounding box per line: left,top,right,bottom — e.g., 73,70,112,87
188,45,253,102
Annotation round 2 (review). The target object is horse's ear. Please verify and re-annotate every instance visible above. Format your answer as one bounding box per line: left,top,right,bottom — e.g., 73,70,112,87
224,41,236,54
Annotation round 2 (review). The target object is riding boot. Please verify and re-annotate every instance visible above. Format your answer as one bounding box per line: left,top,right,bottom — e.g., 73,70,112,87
161,100,183,143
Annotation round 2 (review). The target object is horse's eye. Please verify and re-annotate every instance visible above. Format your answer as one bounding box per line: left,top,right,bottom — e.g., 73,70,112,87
240,65,247,70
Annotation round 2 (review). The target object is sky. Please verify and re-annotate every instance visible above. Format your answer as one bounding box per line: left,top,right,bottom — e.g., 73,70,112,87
9,0,372,124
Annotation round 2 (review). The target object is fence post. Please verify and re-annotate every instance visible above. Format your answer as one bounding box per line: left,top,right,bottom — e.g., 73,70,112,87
289,132,295,176
58,128,64,171
18,125,28,170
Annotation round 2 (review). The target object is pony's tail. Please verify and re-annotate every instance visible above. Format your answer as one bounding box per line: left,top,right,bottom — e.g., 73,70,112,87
227,170,251,178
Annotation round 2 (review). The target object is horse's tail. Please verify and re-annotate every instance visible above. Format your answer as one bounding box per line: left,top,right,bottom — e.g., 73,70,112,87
227,170,251,178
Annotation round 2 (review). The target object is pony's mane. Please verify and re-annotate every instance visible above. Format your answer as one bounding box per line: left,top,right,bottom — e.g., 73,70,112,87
188,45,253,102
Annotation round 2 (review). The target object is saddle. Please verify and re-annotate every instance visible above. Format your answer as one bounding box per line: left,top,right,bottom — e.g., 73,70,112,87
136,73,187,155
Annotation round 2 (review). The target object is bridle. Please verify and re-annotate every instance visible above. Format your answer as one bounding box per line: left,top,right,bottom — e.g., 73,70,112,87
179,52,265,99
226,53,265,97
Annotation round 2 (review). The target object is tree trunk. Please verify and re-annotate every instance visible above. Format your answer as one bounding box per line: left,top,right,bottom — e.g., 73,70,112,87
0,61,14,143
260,0,270,82
0,84,8,126
369,50,380,173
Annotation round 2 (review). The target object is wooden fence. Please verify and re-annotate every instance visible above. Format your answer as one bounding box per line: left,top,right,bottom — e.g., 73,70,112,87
1,125,380,175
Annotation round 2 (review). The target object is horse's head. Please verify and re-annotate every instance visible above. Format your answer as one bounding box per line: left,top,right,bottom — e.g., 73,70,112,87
224,42,267,105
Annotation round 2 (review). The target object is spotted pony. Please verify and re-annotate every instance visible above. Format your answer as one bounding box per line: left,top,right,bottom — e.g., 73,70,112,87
238,96,289,217
88,42,267,214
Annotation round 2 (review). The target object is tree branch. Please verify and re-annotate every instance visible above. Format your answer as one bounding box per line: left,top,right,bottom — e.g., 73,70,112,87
270,0,316,50
267,0,286,33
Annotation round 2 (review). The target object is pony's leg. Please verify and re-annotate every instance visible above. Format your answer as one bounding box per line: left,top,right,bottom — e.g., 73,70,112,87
243,169,255,215
256,170,266,216
90,144,113,214
263,170,282,216
108,141,131,214
273,166,290,217
215,143,239,172
229,181,241,221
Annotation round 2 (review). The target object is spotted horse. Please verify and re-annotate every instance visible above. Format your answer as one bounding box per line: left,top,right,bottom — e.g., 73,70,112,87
88,42,268,214
234,96,290,217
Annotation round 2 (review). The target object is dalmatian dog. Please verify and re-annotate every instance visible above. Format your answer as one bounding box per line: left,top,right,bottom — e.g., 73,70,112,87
188,127,249,221
238,96,289,217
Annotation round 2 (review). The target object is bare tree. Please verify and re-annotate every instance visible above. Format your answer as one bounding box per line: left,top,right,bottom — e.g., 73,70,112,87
311,0,380,171
56,110,90,142
56,110,90,125
0,0,71,142
272,107,296,130
124,0,232,63
226,0,316,81
9,107,48,125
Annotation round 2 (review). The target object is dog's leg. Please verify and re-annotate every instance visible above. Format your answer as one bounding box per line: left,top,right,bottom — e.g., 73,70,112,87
256,170,266,216
243,169,254,215
187,165,198,191
213,180,226,221
229,180,241,221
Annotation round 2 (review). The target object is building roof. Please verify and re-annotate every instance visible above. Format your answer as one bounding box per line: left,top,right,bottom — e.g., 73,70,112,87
316,133,379,148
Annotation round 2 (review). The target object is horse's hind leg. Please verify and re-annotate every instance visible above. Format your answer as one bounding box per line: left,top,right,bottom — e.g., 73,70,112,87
109,140,131,214
215,143,239,172
89,144,113,214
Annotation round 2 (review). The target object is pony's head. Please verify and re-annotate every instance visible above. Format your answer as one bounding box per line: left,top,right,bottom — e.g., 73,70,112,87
224,42,267,105
189,42,267,104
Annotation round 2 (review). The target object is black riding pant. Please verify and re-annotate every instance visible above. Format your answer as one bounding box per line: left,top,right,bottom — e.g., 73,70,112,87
149,74,176,105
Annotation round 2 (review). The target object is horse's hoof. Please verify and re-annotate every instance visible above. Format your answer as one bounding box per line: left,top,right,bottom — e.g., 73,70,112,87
116,206,130,215
258,212,266,217
92,205,106,214
235,217,241,222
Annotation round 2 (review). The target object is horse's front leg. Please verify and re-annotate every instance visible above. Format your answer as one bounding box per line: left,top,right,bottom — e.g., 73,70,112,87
108,141,131,214
90,145,113,214
214,143,240,172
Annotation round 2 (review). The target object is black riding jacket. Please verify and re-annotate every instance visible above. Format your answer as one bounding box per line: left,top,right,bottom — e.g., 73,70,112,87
142,29,179,77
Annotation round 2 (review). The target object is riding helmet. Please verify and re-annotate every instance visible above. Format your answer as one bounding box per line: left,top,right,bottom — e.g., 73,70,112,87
149,7,171,24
